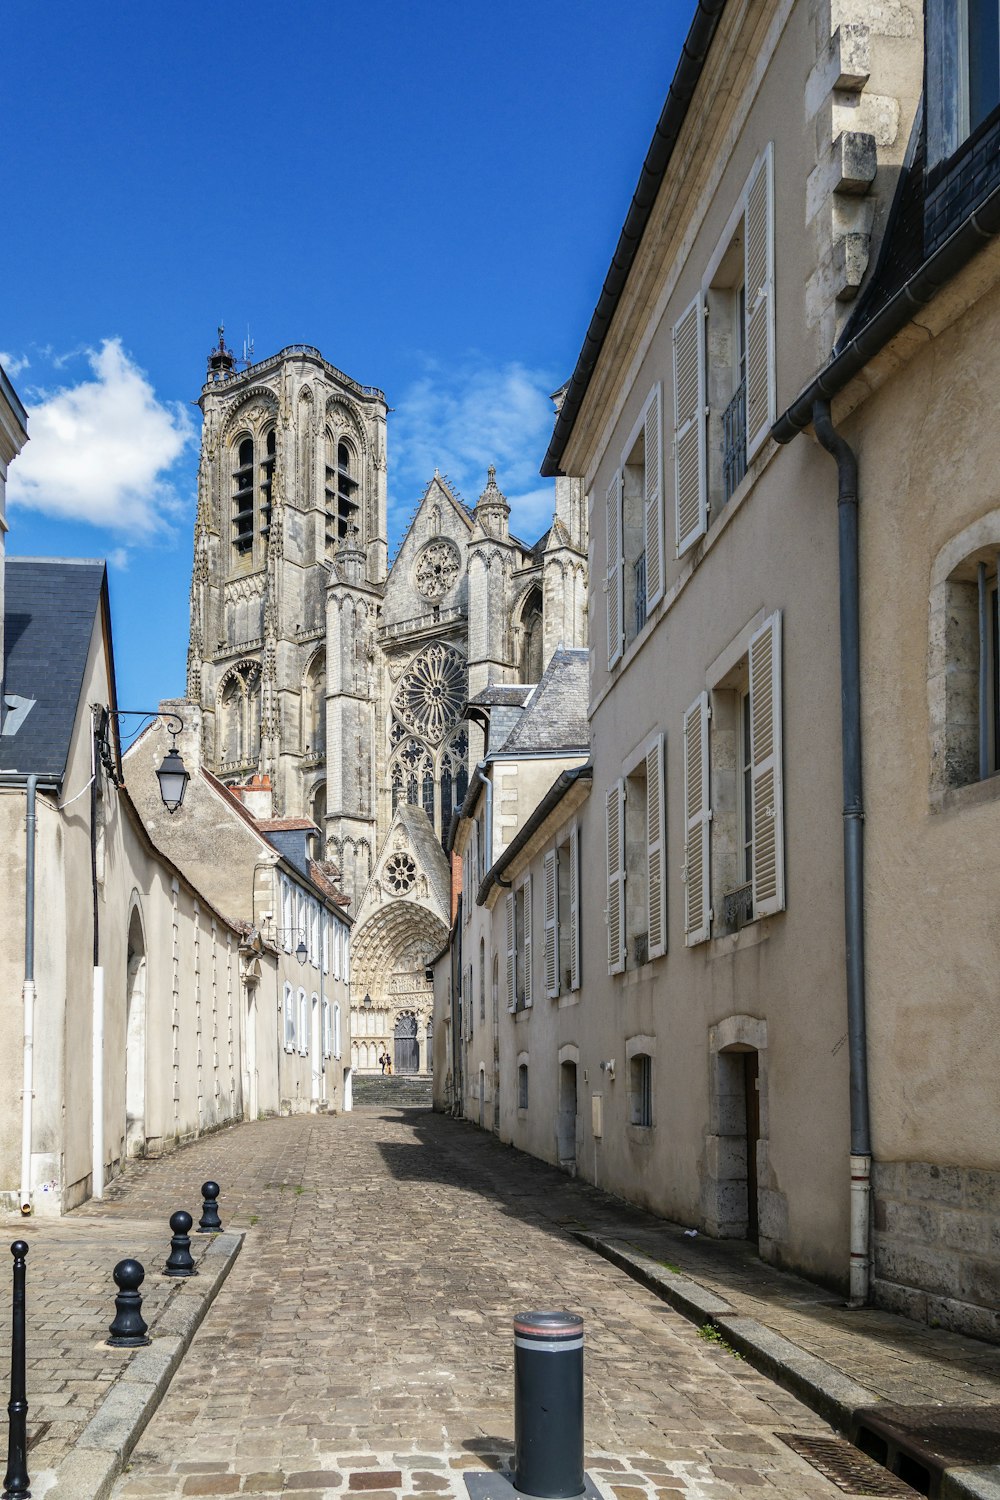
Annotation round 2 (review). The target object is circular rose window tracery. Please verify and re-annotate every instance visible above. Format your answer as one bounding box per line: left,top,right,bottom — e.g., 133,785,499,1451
414,539,461,601
393,643,465,743
384,852,416,894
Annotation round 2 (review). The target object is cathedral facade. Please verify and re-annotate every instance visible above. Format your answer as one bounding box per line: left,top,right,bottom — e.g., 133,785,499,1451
187,337,586,1071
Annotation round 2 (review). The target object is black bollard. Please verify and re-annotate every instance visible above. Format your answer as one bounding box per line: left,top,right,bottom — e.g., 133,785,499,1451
3,1241,29,1499
106,1260,151,1348
513,1311,584,1499
163,1212,197,1277
197,1181,222,1234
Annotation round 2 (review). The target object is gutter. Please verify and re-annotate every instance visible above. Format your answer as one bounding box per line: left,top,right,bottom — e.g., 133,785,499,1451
477,764,592,906
772,174,1000,445
541,0,729,477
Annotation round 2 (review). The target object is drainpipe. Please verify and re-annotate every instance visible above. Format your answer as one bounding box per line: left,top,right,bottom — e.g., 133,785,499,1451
812,399,872,1308
90,712,105,1198
475,764,493,867
19,775,38,1215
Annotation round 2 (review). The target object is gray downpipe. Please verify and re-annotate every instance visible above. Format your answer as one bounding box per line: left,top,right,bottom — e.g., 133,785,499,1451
812,400,872,1306
19,775,38,1214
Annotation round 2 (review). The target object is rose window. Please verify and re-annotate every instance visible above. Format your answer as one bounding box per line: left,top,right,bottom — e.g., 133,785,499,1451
393,644,466,742
414,540,461,601
384,852,416,894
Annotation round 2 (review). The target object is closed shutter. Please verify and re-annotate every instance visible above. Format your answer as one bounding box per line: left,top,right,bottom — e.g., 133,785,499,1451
646,733,667,959
744,145,775,460
683,692,712,945
283,983,295,1050
606,780,626,974
569,825,581,991
606,470,624,668
749,610,785,916
643,385,664,611
544,849,559,999
673,293,708,555
506,892,516,1011
522,875,533,1008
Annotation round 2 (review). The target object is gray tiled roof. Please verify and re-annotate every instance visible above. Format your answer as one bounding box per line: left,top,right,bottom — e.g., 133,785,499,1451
499,647,590,754
394,802,451,910
467,683,534,708
2,559,107,781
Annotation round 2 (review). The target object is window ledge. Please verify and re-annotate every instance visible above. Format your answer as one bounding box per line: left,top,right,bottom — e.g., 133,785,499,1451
626,1122,655,1142
931,772,1000,816
709,916,772,959
557,991,581,1009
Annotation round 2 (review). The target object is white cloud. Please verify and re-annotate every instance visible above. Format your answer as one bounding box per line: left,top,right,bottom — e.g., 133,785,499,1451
7,339,195,540
0,352,29,378
389,356,559,547
108,546,130,571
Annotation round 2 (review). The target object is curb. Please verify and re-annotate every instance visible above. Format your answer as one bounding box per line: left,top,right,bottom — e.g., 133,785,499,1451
40,1230,244,1500
575,1232,1000,1500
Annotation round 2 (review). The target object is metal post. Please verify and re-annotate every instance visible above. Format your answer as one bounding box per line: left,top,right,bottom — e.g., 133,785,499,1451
164,1213,197,1277
513,1311,583,1499
197,1182,222,1233
106,1260,150,1348
3,1241,30,1499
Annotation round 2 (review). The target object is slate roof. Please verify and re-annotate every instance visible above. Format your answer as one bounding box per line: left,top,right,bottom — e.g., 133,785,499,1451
2,559,108,781
498,647,590,754
393,801,452,912
467,683,534,709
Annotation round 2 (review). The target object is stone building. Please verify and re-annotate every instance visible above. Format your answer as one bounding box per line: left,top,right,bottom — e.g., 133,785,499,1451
187,337,586,1070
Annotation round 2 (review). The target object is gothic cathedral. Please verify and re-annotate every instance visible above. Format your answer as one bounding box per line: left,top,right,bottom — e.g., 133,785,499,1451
187,336,587,1071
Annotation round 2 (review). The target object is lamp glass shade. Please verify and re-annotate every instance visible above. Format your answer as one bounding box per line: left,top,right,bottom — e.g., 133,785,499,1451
295,938,308,965
156,747,190,813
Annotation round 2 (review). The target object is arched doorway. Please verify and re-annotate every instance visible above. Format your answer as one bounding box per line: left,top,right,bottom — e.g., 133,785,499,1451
125,906,146,1157
557,1056,578,1171
394,1013,419,1074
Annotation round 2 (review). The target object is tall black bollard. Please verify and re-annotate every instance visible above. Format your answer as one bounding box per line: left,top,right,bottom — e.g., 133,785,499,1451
513,1311,584,1499
163,1212,197,1277
3,1241,29,1499
106,1260,151,1348
197,1182,222,1234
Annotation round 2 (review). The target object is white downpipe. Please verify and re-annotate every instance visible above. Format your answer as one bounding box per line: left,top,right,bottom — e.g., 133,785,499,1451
92,967,105,1198
19,979,35,1215
849,1152,871,1307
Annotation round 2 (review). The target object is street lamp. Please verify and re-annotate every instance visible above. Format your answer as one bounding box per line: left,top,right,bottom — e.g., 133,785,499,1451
363,992,372,1009
96,708,190,814
272,927,308,965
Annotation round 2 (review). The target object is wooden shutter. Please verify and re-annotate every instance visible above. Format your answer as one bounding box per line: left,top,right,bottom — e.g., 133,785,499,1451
683,693,712,945
544,850,559,999
673,293,708,555
646,733,667,959
749,611,785,916
643,386,664,611
745,146,775,460
606,470,624,668
522,875,533,1007
569,825,581,991
283,984,295,1050
606,780,626,974
506,892,516,1011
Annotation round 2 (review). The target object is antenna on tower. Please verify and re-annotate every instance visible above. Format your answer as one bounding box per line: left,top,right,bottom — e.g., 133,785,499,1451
242,326,255,368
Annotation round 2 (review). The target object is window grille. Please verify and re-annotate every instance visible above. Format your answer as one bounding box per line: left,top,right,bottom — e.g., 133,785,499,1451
723,376,747,502
634,550,647,636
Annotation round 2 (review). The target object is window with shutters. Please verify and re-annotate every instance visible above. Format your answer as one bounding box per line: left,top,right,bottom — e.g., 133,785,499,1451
297,988,309,1055
543,832,580,999
624,762,649,968
614,733,666,971
283,982,296,1052
513,875,533,1009
617,386,664,653
675,146,774,557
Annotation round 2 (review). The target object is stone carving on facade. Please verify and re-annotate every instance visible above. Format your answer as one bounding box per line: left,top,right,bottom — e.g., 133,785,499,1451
384,851,416,895
392,642,465,743
414,538,461,600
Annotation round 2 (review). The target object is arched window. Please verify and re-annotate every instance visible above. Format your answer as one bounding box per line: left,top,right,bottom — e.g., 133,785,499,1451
310,783,326,858
325,431,361,550
302,652,326,755
218,662,262,769
233,437,255,553
391,765,404,812
518,585,544,683
479,938,486,1020
422,767,435,822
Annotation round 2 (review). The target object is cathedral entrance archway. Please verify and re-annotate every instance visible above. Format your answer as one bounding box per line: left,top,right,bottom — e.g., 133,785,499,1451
394,1013,419,1074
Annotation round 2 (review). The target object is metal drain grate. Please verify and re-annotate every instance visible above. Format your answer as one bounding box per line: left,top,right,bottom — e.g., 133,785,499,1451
775,1433,921,1496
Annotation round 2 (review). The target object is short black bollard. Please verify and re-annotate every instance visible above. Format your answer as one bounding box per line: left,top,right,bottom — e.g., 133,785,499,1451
513,1311,584,1499
106,1260,151,1348
163,1212,197,1277
197,1181,222,1234
3,1241,30,1499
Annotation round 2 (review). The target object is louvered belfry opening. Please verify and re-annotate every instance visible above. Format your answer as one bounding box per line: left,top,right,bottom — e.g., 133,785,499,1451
233,436,255,553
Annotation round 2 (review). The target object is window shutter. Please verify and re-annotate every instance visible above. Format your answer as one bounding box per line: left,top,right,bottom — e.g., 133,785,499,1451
744,145,775,461
606,780,626,974
646,733,667,959
673,293,708,556
606,470,624,668
683,692,712,945
544,850,559,999
644,386,664,610
749,610,785,917
506,891,516,1011
334,1001,342,1058
523,875,533,1008
283,983,295,1050
569,826,581,991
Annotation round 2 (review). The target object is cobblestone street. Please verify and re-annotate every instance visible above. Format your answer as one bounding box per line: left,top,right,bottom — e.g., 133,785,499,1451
81,1105,848,1499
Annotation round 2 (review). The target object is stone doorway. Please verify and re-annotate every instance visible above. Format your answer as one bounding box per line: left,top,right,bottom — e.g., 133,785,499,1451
557,1050,579,1171
703,1015,768,1245
394,1012,419,1074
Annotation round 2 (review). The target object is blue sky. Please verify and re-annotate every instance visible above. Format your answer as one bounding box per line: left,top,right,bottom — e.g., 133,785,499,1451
2,2,689,711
